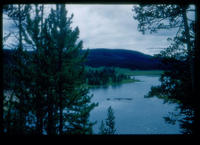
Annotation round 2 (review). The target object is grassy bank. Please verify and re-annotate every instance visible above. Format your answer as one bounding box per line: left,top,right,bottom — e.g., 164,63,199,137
114,67,164,76
86,78,140,89
85,66,163,88
86,66,164,76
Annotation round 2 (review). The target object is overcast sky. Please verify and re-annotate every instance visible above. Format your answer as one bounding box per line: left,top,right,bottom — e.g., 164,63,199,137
3,4,181,55
66,4,178,55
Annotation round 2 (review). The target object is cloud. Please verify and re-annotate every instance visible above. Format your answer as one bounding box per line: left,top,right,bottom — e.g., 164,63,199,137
66,4,177,55
3,4,186,55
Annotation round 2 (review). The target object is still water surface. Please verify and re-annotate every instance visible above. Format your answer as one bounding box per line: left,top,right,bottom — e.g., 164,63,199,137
89,76,182,134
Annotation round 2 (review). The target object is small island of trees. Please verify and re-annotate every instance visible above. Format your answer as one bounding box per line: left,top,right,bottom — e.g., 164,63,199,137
85,67,137,87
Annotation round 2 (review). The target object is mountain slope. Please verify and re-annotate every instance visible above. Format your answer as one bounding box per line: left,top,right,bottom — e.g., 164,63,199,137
3,48,164,70
84,48,163,70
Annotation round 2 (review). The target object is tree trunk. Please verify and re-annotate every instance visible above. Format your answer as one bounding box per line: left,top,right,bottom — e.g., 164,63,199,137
47,99,53,135
36,4,45,135
58,51,63,135
56,4,64,135
46,85,56,135
18,5,23,51
6,91,14,135
193,4,200,135
0,4,4,134
18,4,25,135
35,92,43,135
182,6,195,93
34,4,44,135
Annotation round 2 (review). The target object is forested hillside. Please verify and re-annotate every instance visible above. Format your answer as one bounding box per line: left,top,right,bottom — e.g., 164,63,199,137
3,48,166,70
84,48,165,70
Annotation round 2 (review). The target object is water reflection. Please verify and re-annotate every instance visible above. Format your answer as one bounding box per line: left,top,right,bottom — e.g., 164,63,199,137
111,84,122,89
163,104,195,134
145,77,198,134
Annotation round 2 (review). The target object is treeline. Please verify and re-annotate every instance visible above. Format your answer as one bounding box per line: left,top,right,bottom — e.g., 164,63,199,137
2,4,97,135
85,67,130,86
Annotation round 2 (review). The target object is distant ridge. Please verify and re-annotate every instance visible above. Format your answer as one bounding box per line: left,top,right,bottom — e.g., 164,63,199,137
83,48,164,70
3,48,165,70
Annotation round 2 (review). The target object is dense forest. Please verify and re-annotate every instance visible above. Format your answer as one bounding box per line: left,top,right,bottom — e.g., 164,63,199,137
84,48,166,70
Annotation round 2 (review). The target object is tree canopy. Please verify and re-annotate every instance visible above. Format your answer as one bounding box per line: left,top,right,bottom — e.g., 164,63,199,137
133,4,200,134
2,4,98,135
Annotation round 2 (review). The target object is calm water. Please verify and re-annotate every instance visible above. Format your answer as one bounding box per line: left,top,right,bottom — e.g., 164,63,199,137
89,76,182,134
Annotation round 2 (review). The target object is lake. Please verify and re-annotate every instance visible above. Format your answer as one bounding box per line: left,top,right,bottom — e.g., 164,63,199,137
89,76,182,134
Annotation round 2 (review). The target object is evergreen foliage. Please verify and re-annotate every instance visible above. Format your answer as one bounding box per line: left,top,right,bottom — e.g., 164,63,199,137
86,67,129,86
3,4,33,134
3,4,97,135
133,4,199,134
99,106,116,135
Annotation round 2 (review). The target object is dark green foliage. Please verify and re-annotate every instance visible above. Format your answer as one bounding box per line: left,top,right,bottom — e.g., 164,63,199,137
105,106,116,134
133,4,199,134
99,120,106,135
99,106,116,135
42,5,98,135
145,56,195,134
3,48,166,76
3,50,15,90
86,67,129,86
133,4,185,34
3,4,33,134
3,4,97,135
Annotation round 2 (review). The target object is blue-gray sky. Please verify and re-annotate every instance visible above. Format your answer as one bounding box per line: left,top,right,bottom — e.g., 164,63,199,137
66,4,177,55
4,4,191,55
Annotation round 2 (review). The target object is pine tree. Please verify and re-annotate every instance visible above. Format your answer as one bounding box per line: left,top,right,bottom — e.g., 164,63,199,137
3,4,98,135
133,4,195,91
99,120,106,135
99,106,116,135
3,4,32,134
23,4,98,134
22,4,50,135
47,4,98,134
105,106,116,134
133,4,200,134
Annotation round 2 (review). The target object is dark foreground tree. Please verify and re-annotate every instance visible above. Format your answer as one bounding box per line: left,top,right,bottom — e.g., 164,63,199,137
133,4,195,90
43,4,98,134
133,4,200,134
99,106,116,135
3,4,32,134
3,4,98,135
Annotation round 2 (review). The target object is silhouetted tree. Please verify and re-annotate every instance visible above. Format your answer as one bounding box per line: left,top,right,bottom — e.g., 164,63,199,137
133,4,195,90
99,120,106,135
3,4,32,135
133,4,200,134
3,4,98,135
40,4,98,135
99,106,116,135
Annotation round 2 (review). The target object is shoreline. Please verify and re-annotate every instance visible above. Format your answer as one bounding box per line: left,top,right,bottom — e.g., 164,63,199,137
87,78,141,89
